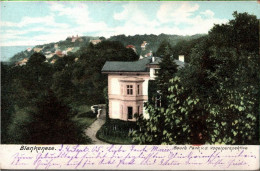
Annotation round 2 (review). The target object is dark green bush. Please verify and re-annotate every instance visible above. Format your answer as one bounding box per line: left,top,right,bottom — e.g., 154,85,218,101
97,119,138,144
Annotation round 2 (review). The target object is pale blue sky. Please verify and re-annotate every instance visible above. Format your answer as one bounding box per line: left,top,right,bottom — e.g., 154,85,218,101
1,1,259,46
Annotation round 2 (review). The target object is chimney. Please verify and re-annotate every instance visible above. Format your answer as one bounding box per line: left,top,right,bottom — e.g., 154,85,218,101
152,57,155,62
179,55,184,62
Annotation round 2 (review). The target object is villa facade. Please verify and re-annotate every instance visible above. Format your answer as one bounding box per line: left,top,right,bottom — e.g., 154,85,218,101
102,56,184,121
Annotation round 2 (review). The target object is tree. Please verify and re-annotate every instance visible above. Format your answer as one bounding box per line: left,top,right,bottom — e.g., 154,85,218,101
132,12,259,145
156,53,178,108
52,69,78,104
155,40,172,57
132,42,179,144
1,63,15,143
203,12,259,144
27,52,46,66
25,53,53,89
8,90,90,144
72,40,139,105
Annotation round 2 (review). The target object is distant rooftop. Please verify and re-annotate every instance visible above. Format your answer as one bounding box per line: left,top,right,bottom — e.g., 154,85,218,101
102,56,185,73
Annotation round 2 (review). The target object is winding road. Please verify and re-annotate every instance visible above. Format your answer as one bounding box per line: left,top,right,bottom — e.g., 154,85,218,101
85,108,108,144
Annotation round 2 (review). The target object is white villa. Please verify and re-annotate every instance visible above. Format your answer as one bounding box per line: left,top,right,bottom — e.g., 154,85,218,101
102,55,185,121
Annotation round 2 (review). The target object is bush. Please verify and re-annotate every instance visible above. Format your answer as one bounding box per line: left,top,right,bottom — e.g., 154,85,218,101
96,119,138,144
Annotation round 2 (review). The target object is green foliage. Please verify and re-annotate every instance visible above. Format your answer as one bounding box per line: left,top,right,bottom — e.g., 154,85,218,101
132,41,179,144
28,91,90,144
132,12,259,145
70,40,139,105
97,119,137,144
1,40,140,144
6,91,91,144
148,80,158,104
77,111,97,119
132,103,167,144
108,33,204,55
7,106,34,143
156,42,178,107
1,63,15,143
52,69,78,104
171,36,207,62
155,40,173,57
27,52,46,66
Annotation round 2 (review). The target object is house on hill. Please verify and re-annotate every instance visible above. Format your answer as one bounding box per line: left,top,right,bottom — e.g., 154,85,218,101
101,55,185,121
71,35,79,42
55,50,63,57
54,44,59,49
33,47,43,53
16,58,28,66
141,41,148,50
90,39,102,45
144,51,153,58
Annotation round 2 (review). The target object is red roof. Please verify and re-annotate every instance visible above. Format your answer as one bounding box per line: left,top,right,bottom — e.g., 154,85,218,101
126,45,135,48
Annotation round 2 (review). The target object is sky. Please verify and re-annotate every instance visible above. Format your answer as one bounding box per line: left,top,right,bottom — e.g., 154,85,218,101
1,1,259,46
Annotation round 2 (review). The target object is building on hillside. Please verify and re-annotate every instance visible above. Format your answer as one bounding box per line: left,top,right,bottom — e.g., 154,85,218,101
15,58,29,66
45,53,54,59
51,59,57,64
54,44,59,49
45,51,54,59
67,47,74,52
62,50,68,56
144,51,153,57
101,55,185,121
141,41,148,50
78,37,84,42
71,35,79,42
90,39,102,45
33,47,43,53
55,50,63,57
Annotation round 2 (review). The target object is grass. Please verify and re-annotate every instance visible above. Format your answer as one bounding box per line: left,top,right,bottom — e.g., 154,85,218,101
71,104,97,144
77,105,91,114
73,115,96,129
72,105,96,129
96,119,138,144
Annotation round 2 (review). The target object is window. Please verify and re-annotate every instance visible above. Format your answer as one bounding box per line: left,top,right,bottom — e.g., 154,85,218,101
127,85,133,95
128,107,133,119
137,85,140,95
154,69,159,75
137,106,140,114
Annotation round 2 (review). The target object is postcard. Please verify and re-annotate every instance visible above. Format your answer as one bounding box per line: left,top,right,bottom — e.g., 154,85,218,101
0,1,259,170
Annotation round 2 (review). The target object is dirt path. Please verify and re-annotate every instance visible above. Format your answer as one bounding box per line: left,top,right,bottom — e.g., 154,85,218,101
85,107,108,144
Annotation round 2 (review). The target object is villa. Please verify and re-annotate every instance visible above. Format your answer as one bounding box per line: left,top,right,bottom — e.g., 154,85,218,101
141,41,148,50
101,55,185,121
90,39,102,45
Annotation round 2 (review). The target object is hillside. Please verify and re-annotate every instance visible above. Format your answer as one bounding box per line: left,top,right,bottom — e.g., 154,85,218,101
9,35,99,65
108,34,204,57
9,34,204,65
